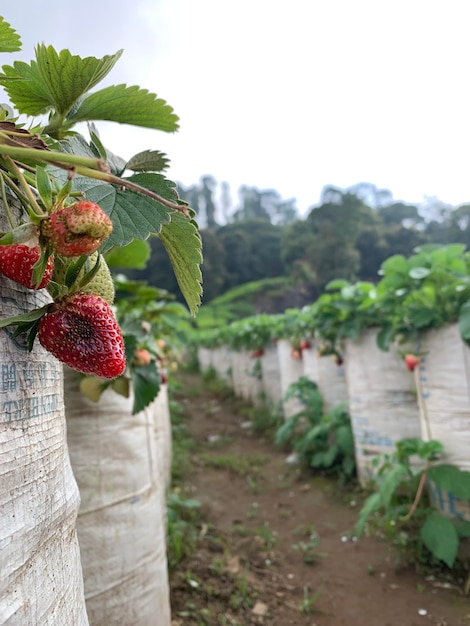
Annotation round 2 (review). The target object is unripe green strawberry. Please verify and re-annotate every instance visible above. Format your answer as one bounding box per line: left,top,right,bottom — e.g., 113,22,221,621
0,243,53,289
53,252,115,304
38,292,126,378
41,200,112,257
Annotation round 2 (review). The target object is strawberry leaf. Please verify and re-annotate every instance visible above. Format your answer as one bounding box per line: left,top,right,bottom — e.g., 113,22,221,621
0,17,21,53
65,84,179,134
126,150,170,173
130,362,161,415
0,304,50,329
105,239,151,269
0,46,123,118
159,208,203,316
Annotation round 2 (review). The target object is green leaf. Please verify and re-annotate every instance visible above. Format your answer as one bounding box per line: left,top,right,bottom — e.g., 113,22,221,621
0,304,50,329
275,416,300,445
355,492,382,537
35,166,53,210
409,267,431,280
131,362,161,415
105,239,151,269
427,464,470,499
66,84,179,133
0,47,123,118
378,463,409,508
452,517,470,539
159,209,203,316
420,513,459,567
80,376,108,403
38,45,123,116
126,150,170,173
0,60,52,115
459,301,470,344
0,17,21,53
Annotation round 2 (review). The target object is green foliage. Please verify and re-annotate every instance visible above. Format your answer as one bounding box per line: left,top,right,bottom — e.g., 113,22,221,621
355,437,470,570
0,45,178,136
167,492,202,571
0,17,21,52
0,29,202,315
275,377,356,483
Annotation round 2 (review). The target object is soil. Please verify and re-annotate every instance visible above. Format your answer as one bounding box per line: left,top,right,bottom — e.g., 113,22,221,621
169,372,470,626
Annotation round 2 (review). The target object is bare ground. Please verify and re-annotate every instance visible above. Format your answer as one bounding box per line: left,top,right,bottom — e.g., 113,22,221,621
169,372,470,626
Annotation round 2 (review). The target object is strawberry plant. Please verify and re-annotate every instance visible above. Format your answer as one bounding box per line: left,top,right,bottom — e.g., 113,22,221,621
0,16,202,377
373,244,470,349
275,377,356,483
355,437,470,569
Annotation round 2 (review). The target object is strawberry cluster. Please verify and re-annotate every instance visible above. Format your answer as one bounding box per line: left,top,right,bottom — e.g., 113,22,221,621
0,200,126,379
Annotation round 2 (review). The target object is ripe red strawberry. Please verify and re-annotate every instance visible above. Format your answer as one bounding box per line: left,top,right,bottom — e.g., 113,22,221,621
251,349,264,358
41,200,112,257
405,354,419,371
0,243,53,289
300,340,311,351
38,292,126,378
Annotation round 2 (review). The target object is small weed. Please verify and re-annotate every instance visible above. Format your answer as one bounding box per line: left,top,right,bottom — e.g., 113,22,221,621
246,502,260,519
253,522,277,550
229,575,256,610
167,493,201,571
198,453,269,477
209,556,225,576
366,564,375,576
299,586,322,614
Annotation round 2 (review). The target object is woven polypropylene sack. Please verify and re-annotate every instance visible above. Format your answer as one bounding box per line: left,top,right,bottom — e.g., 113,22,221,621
65,368,170,626
302,344,320,385
417,324,470,521
277,339,304,419
317,354,349,413
0,196,88,625
344,329,421,486
211,346,233,385
260,344,283,409
197,346,213,372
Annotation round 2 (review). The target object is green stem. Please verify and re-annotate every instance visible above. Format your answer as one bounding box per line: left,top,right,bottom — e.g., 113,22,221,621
0,170,32,213
0,174,15,228
0,137,109,172
4,156,45,221
401,468,427,522
74,165,189,215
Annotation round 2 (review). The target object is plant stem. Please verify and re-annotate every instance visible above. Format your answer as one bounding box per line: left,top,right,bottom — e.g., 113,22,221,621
401,469,427,522
4,156,45,220
74,165,190,216
0,174,15,228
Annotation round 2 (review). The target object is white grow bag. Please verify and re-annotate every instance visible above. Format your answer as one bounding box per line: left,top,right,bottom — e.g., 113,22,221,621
302,344,320,385
211,346,233,385
344,328,421,486
416,324,470,521
65,369,170,626
317,354,349,413
277,339,304,419
197,346,213,373
260,343,284,409
0,199,88,625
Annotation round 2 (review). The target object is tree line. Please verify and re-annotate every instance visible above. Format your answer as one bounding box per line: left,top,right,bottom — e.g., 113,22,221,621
130,178,470,306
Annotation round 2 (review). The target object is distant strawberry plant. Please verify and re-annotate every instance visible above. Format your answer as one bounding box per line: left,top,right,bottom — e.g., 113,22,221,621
0,16,202,380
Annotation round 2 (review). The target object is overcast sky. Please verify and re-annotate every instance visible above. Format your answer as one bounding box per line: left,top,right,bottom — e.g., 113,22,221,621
2,1,470,216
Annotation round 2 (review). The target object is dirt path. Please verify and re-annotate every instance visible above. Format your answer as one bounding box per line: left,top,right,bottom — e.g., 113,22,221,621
170,372,470,626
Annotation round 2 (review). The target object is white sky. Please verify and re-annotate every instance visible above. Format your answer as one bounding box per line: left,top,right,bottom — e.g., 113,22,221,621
2,1,470,216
